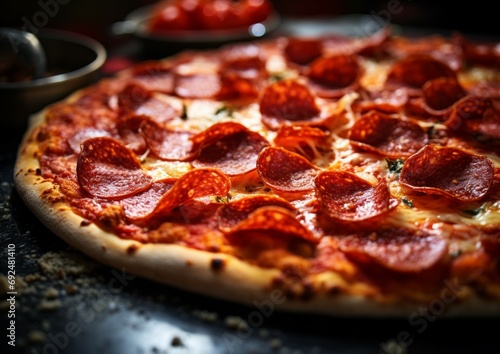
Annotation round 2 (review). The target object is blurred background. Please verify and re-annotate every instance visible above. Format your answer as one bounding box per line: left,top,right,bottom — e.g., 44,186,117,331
2,0,499,46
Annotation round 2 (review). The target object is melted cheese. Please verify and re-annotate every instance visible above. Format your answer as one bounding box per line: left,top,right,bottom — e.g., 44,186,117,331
139,41,500,242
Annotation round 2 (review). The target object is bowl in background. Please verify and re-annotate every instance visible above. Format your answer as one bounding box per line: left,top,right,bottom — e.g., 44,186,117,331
0,28,106,130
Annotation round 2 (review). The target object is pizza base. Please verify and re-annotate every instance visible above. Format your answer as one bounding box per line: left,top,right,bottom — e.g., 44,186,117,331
14,110,500,318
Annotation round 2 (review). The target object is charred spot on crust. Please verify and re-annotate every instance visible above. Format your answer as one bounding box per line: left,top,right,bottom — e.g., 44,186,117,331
80,220,92,227
210,258,225,272
328,285,342,295
127,244,139,255
36,168,42,175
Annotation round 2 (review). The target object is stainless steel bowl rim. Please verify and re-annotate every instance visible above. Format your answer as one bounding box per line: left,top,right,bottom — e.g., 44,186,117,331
0,28,106,90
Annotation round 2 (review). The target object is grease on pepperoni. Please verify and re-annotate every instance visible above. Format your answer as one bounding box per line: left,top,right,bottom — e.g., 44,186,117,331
386,54,456,90
216,74,259,101
217,195,295,232
174,73,221,99
117,83,180,123
117,114,150,154
129,61,175,93
273,125,331,160
307,54,361,98
386,35,464,71
77,137,153,199
118,83,152,111
284,37,323,65
136,168,231,222
221,48,267,80
457,34,500,68
257,147,321,192
400,145,494,202
225,206,318,244
443,95,500,139
68,128,112,154
141,119,196,161
349,110,428,158
314,170,398,221
338,228,447,273
120,178,176,220
260,80,321,130
191,122,269,176
355,88,408,114
422,77,466,112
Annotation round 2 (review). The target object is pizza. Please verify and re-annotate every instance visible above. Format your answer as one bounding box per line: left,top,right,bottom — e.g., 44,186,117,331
13,27,500,317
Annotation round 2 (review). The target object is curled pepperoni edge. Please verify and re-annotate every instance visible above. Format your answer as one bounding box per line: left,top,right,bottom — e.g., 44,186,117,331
217,194,296,232
338,228,448,273
257,146,321,193
224,206,319,244
314,170,399,222
76,137,153,200
399,145,495,202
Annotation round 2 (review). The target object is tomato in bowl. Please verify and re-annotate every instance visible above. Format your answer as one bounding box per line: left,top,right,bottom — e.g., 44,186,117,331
148,0,275,33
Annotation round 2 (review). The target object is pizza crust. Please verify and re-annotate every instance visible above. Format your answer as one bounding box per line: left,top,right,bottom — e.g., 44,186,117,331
13,111,500,318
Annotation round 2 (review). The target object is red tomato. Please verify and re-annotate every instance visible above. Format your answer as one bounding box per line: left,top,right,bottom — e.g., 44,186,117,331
148,0,273,32
197,0,243,30
241,0,272,25
148,3,192,31
178,0,204,30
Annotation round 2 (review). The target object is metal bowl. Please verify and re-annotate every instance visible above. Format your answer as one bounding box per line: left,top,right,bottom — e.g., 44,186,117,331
0,29,106,130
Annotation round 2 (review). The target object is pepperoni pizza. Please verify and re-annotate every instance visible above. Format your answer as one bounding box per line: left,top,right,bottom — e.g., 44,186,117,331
14,28,500,316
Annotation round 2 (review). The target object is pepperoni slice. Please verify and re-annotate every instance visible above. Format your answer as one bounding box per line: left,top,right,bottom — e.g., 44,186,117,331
260,80,321,130
422,77,466,112
356,26,392,57
174,73,221,99
284,38,323,65
117,83,179,123
457,34,500,68
216,73,259,101
221,48,267,80
273,125,330,160
117,114,149,154
141,120,196,161
349,110,428,158
400,145,495,202
443,96,500,139
338,228,447,273
386,55,456,90
68,128,112,154
191,122,269,176
217,49,267,100
469,82,500,100
77,137,153,199
257,147,321,193
217,195,295,231
135,97,181,124
386,35,464,71
120,178,176,220
130,61,175,94
117,83,152,112
314,171,398,221
355,88,408,114
225,206,318,244
308,54,361,98
138,168,231,222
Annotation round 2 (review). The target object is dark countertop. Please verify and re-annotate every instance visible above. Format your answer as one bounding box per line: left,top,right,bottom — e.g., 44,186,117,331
1,17,499,354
